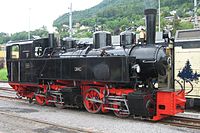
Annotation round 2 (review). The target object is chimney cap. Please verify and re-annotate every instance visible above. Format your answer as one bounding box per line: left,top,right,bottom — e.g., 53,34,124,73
144,9,157,15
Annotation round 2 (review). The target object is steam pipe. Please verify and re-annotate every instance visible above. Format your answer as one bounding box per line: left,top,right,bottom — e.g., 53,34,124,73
144,9,157,44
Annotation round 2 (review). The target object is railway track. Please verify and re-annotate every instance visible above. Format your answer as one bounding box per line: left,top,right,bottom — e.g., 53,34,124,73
0,85,25,101
161,116,200,129
0,111,99,133
0,85,100,133
0,87,15,92
1,85,200,130
0,80,9,83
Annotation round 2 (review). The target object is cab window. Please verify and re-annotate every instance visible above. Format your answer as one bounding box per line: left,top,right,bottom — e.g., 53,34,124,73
20,44,32,58
11,45,19,59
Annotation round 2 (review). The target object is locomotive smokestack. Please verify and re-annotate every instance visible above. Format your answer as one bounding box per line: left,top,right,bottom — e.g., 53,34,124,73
48,33,55,47
144,9,157,44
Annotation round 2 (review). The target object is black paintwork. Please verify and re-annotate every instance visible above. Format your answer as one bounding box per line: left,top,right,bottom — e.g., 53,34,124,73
144,9,157,45
127,91,155,117
93,31,112,49
7,54,135,84
60,87,83,107
6,37,167,86
129,44,168,81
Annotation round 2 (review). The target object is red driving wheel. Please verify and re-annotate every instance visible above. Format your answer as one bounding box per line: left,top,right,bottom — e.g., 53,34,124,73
84,88,102,113
113,101,130,118
35,94,46,106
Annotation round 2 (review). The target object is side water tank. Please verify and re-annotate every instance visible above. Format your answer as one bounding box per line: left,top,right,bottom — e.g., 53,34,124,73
120,31,136,46
93,31,112,49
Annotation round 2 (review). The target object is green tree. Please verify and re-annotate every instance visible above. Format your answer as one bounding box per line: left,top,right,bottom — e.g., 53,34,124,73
55,25,70,38
197,8,200,16
178,21,193,29
0,32,10,44
171,14,181,35
11,31,28,41
31,26,48,38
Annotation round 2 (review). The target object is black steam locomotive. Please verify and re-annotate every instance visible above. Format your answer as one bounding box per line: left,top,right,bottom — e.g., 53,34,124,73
6,9,185,120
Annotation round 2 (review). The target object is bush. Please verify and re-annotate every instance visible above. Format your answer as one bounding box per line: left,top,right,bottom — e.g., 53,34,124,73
0,68,8,81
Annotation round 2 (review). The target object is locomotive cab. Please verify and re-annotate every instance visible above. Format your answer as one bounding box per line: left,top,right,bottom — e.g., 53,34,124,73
6,36,57,83
6,40,33,82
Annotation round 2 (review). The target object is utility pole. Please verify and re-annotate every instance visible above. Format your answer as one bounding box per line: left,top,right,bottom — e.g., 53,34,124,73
158,0,161,32
28,8,31,40
194,0,199,28
69,3,73,37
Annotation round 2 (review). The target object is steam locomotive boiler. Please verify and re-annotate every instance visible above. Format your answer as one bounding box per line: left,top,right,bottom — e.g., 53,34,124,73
6,9,186,120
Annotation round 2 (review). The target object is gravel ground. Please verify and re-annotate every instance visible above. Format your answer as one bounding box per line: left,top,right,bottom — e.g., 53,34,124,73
0,83,11,88
0,97,199,133
0,113,80,133
177,111,200,119
0,83,16,98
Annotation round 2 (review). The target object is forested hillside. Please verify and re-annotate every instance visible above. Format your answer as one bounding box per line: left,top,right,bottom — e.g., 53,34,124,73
53,0,197,36
54,0,194,26
0,26,48,44
54,0,144,27
0,0,198,43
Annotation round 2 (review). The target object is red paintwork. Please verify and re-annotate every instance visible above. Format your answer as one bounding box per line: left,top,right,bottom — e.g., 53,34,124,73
84,89,102,113
109,87,135,95
8,80,186,121
9,84,36,99
80,81,135,113
35,95,46,105
153,90,186,121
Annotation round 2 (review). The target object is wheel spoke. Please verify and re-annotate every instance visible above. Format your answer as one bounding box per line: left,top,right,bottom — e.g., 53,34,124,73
92,104,95,111
88,102,92,108
88,93,92,98
84,88,102,113
94,103,99,110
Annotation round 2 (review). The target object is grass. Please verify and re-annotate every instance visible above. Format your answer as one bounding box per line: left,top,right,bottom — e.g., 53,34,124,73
0,68,8,81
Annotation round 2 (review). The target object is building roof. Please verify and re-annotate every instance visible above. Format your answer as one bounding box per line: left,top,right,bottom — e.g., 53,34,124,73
175,29,200,42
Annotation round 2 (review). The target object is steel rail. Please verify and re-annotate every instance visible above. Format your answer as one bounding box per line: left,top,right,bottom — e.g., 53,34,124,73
1,92,200,131
0,90,100,133
0,94,25,101
0,86,23,101
0,80,8,83
1,85,200,130
0,87,15,92
161,116,200,130
0,110,100,133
